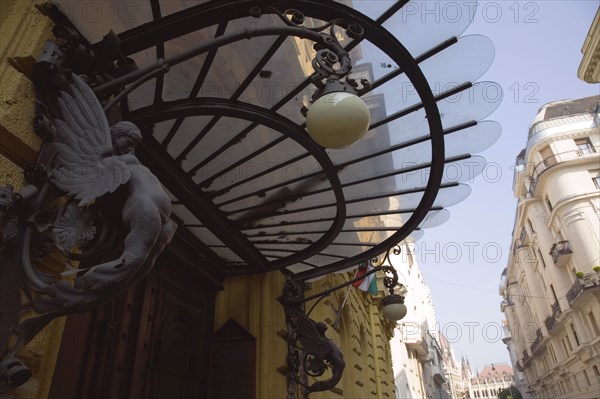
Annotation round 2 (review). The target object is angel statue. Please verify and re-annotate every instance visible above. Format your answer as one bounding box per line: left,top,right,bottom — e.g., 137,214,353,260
0,74,174,391
40,74,174,307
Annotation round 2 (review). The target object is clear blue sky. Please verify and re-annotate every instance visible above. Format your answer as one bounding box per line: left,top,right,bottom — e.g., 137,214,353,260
412,1,599,373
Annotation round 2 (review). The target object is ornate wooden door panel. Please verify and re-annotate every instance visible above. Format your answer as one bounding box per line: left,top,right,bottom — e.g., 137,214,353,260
48,257,216,399
140,268,210,399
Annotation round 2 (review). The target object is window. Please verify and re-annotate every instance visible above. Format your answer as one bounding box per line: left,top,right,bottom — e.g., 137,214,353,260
562,336,573,355
548,343,558,364
550,284,559,303
588,311,600,336
573,372,581,390
591,169,600,189
538,249,547,269
583,369,591,386
570,323,580,346
593,365,600,377
540,145,554,166
520,226,527,244
575,137,595,155
546,195,553,212
527,218,535,234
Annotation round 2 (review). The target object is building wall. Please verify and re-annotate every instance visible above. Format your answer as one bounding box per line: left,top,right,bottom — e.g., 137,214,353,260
500,97,600,399
389,242,460,399
214,270,397,398
0,1,66,398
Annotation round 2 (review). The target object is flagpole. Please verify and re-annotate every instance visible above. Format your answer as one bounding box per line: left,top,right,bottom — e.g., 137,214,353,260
332,267,360,329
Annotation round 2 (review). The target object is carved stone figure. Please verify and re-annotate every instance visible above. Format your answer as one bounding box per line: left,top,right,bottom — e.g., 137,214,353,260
41,74,174,305
0,73,175,392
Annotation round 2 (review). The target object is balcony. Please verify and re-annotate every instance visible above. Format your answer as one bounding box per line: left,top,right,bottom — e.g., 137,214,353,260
566,272,600,307
550,241,573,266
528,147,599,196
401,322,429,356
431,364,446,385
530,328,544,354
544,301,561,333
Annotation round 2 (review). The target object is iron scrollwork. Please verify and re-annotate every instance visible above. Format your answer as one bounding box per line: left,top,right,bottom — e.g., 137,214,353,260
281,279,345,398
281,246,405,398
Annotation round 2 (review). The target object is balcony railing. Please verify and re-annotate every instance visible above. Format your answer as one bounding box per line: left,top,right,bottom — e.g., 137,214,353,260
550,241,573,266
528,147,599,196
544,301,561,333
530,327,543,354
401,322,429,356
566,272,600,306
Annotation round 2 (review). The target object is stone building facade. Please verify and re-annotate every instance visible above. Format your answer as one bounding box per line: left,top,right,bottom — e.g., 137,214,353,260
499,95,600,399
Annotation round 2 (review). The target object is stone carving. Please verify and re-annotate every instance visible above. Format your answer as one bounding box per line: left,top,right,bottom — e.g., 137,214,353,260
0,74,174,392
43,75,174,301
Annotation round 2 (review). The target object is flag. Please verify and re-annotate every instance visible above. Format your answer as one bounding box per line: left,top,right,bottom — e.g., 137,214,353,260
352,261,378,295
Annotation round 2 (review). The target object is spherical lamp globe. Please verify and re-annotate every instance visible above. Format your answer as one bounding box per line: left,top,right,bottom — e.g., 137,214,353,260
306,91,370,149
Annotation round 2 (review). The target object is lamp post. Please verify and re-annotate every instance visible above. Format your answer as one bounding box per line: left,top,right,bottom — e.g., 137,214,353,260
280,246,407,398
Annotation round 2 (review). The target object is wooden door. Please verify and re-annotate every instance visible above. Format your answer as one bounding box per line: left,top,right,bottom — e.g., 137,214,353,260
48,254,218,399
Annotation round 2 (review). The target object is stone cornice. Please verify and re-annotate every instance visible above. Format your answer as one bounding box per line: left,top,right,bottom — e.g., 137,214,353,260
578,9,600,83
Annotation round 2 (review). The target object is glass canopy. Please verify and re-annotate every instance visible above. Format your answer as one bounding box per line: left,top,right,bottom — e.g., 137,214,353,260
53,0,501,279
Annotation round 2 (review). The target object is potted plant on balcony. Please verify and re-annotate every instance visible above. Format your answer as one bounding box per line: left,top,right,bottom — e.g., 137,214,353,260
593,266,600,273
576,271,584,278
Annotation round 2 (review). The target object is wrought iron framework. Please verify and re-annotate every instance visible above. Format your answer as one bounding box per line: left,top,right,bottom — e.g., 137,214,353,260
0,0,502,395
83,0,447,277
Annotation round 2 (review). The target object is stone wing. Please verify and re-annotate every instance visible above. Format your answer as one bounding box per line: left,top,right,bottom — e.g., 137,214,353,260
52,74,132,206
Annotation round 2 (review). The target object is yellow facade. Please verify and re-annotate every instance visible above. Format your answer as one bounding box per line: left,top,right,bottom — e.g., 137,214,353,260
214,271,397,398
0,2,70,398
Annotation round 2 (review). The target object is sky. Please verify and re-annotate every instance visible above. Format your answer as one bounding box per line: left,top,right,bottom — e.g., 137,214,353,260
408,1,599,374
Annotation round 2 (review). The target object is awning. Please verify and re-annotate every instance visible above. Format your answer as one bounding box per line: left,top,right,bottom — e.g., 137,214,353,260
50,0,501,279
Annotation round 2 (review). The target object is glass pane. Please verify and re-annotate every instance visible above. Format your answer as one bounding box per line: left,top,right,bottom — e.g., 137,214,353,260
381,0,476,57
419,209,451,228
160,0,210,17
163,115,213,159
182,116,256,174
215,155,328,210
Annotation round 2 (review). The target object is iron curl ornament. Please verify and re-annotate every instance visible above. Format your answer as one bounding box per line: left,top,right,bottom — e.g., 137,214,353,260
281,245,407,398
